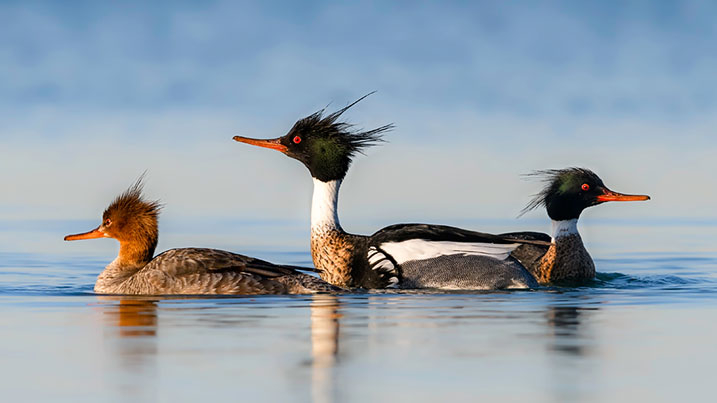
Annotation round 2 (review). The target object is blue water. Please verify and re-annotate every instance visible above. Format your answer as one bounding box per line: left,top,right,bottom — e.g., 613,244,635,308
1,219,716,402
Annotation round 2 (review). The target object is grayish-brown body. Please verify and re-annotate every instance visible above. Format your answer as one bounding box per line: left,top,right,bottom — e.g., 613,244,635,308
95,247,340,295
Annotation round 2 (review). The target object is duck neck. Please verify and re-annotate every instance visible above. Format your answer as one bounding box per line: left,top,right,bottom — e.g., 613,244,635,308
551,218,579,241
535,218,594,284
95,257,139,293
311,178,343,234
95,237,156,293
117,237,157,267
310,178,359,287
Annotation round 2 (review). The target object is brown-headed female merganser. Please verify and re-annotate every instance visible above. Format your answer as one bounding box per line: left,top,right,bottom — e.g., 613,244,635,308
233,96,548,290
64,179,340,295
503,168,650,285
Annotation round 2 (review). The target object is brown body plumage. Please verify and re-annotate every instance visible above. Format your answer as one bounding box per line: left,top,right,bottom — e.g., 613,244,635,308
309,224,390,289
65,178,341,295
310,227,360,288
534,234,595,284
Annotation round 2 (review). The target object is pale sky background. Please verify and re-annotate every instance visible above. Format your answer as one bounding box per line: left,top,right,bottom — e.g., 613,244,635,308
1,0,716,240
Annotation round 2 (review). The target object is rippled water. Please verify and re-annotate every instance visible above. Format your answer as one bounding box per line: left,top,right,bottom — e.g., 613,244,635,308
1,219,716,402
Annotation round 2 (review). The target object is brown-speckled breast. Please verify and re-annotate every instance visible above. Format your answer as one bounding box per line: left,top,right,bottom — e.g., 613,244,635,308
310,225,362,288
310,227,395,289
536,234,595,284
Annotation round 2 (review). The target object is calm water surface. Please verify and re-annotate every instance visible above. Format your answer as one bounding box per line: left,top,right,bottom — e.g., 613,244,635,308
1,219,716,402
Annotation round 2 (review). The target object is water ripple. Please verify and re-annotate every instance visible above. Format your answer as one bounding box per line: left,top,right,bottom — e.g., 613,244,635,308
2,252,716,302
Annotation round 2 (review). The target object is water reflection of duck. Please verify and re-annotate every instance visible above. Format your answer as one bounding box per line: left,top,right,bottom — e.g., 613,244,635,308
311,295,340,365
234,95,548,291
310,295,340,403
108,298,159,338
503,168,650,285
64,178,341,295
545,306,593,356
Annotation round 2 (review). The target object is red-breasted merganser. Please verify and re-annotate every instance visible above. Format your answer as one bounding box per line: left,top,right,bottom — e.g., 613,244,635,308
233,96,547,290
503,168,650,285
64,179,341,295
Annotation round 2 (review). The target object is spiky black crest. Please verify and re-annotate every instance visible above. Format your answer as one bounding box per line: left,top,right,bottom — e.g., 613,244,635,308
519,167,604,218
103,174,163,226
291,93,392,158
282,93,394,181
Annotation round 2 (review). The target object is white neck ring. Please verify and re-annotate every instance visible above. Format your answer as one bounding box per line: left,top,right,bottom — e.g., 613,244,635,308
551,219,579,240
311,178,342,231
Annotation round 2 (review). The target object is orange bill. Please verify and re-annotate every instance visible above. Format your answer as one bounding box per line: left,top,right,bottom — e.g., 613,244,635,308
597,189,651,202
232,136,288,153
64,227,107,241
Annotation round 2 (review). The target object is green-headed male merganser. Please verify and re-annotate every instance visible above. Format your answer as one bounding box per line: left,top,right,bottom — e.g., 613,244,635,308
503,168,650,285
64,179,340,295
233,96,547,290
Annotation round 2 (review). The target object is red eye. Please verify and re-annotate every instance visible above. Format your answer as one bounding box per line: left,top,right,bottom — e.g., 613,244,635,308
293,136,301,144
581,184,590,191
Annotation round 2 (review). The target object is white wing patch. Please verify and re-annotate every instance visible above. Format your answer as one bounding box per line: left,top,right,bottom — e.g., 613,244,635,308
379,239,520,265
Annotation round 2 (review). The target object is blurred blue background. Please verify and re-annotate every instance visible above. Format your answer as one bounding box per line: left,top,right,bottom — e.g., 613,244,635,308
0,0,714,231
2,5,716,402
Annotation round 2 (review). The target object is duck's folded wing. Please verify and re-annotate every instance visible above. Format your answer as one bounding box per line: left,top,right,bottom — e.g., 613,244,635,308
499,231,552,270
137,248,328,295
499,231,551,243
365,224,528,287
147,248,308,278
